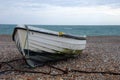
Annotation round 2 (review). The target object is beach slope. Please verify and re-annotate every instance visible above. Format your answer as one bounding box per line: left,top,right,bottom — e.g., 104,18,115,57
0,35,120,80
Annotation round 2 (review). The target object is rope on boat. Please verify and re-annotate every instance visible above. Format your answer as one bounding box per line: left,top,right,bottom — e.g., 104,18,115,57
24,25,30,56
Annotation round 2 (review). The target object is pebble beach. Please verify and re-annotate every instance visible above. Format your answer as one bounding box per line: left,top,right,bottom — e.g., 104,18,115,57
0,35,120,80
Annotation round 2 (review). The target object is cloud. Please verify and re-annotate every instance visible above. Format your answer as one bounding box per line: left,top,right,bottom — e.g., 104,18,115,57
21,0,120,7
1,0,120,12
0,0,120,24
1,0,120,8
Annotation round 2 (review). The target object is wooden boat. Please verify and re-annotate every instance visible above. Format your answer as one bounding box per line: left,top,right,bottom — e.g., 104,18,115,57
12,25,86,67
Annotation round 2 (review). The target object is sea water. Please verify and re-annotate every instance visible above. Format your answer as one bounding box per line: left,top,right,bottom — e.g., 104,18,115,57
0,24,120,36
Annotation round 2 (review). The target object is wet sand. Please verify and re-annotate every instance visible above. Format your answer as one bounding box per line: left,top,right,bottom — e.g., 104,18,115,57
0,35,120,80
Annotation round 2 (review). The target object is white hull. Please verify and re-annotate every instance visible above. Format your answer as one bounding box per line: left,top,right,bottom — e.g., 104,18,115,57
13,25,86,67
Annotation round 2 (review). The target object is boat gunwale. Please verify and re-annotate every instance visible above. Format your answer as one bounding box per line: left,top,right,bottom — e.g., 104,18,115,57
12,27,86,41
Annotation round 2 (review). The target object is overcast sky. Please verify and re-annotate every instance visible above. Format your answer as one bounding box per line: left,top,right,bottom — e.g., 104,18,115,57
0,0,120,25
